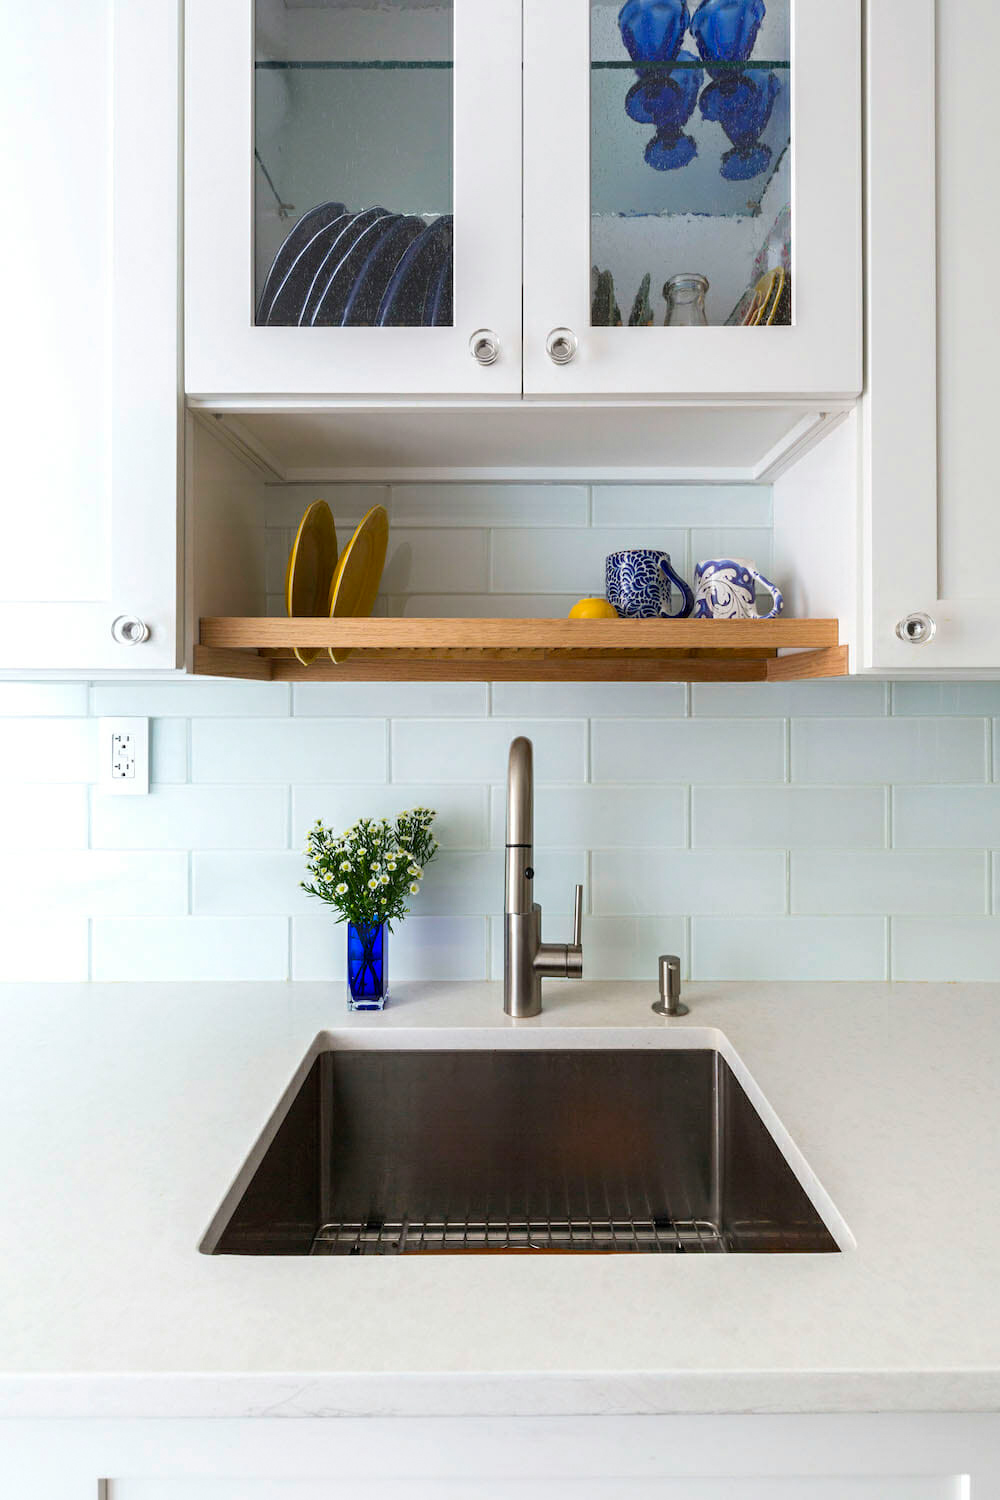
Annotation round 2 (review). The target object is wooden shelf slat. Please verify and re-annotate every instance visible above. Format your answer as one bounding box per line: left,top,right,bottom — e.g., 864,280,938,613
199,616,840,651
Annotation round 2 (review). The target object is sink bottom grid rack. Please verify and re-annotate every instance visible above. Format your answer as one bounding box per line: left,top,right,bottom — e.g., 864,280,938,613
309,1215,728,1255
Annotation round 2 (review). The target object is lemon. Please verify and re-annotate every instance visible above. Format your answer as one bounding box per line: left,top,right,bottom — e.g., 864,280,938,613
569,597,618,620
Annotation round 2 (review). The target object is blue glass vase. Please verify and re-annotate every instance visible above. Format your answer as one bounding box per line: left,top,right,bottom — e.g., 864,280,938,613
347,921,387,1010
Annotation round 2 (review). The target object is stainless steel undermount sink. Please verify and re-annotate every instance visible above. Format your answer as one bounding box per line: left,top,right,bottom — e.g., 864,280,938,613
202,1034,845,1257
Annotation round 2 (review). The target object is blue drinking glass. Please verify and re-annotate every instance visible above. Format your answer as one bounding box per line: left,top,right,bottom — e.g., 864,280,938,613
689,0,766,75
618,0,691,63
699,68,779,178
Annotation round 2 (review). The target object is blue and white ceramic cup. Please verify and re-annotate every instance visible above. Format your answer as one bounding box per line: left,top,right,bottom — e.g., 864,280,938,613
605,549,695,619
693,557,784,620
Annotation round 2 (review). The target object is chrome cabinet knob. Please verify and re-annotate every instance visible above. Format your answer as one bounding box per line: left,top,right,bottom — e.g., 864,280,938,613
469,329,500,367
895,612,936,645
546,327,578,365
111,615,150,645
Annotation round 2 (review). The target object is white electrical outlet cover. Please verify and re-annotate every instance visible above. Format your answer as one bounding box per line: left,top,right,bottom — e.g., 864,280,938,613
98,717,150,796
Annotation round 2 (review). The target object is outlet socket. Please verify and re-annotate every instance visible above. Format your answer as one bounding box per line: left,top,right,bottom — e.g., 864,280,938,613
98,717,149,796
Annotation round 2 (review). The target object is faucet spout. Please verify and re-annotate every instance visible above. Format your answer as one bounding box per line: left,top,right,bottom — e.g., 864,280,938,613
503,735,583,1018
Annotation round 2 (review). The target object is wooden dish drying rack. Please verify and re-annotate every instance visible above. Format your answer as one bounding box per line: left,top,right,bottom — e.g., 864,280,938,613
195,618,847,683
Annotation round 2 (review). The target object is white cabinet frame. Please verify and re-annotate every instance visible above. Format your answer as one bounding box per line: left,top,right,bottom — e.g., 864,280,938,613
184,0,523,399
523,0,862,399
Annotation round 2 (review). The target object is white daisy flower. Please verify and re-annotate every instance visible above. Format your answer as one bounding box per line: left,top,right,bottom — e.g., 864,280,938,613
367,877,379,891
380,874,390,886
339,860,352,872
409,882,419,895
335,882,348,896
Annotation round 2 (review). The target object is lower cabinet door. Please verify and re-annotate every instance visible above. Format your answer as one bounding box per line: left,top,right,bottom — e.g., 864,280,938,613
109,1481,961,1500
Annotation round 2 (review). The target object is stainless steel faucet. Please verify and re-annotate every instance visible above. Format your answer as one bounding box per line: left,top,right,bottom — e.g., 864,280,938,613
504,735,584,1017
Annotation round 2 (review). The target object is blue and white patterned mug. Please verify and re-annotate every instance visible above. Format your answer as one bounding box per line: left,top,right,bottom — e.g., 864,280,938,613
693,557,784,620
605,549,695,619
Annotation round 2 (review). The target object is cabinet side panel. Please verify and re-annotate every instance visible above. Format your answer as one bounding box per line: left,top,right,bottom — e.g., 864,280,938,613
772,412,858,666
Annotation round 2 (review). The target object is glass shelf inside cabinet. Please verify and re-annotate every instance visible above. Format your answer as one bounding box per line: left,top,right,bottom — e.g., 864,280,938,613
254,0,454,329
591,0,792,328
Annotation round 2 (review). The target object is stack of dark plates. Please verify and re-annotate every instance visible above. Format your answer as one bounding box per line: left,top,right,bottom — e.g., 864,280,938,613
256,201,454,328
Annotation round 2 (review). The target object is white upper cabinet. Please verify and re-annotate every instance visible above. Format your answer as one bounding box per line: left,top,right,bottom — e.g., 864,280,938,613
184,0,523,398
185,0,862,404
0,0,179,671
524,0,862,398
863,0,1000,673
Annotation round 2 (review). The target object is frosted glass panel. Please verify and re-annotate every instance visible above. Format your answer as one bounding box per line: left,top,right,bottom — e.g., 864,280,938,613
591,0,792,328
254,0,454,327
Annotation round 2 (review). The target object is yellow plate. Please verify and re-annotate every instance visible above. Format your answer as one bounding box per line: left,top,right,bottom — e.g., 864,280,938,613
327,504,390,664
285,500,338,667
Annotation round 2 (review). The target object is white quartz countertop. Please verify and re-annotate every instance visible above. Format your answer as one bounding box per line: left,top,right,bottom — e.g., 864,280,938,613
2,978,999,1418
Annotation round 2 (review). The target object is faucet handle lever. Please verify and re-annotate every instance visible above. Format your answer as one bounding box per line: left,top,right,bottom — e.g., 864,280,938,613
572,884,583,948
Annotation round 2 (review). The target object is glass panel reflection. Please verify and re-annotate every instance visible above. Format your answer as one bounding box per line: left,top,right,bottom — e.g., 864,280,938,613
254,0,454,328
591,0,791,327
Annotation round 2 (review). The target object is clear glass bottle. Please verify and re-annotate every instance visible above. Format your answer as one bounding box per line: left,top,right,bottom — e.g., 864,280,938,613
663,272,709,327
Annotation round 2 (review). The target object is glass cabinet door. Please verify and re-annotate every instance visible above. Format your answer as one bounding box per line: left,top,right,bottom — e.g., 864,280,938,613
186,0,521,396
523,0,861,397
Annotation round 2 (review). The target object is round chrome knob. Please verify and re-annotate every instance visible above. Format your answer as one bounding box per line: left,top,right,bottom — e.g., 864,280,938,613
111,614,151,645
469,329,500,367
895,612,936,646
546,327,578,365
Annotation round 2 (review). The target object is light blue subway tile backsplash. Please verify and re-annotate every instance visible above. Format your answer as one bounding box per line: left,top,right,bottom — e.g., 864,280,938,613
0,683,90,716
693,786,887,850
490,527,688,594
692,680,887,718
391,483,588,529
293,784,489,850
791,850,987,916
892,918,1000,982
192,717,387,784
892,785,1000,849
892,682,1000,716
491,682,686,719
91,784,289,851
0,916,89,981
92,916,290,982
0,785,89,851
693,916,888,981
292,681,487,718
592,718,786,783
392,719,588,784
2,481,999,983
488,783,687,850
593,849,786,916
792,718,988,784
592,485,772,529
